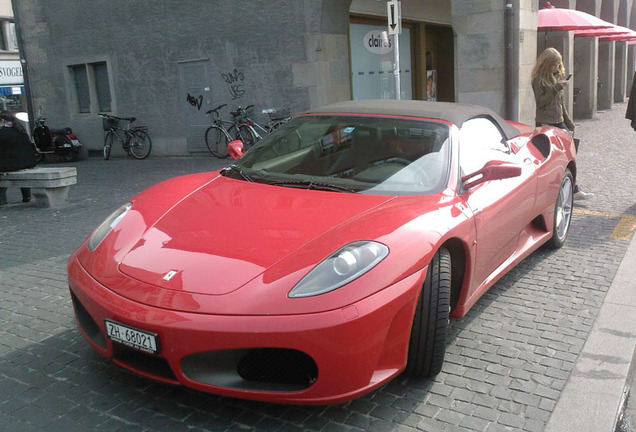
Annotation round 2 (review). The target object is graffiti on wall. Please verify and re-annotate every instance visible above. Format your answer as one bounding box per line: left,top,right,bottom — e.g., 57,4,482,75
222,69,245,100
186,93,203,111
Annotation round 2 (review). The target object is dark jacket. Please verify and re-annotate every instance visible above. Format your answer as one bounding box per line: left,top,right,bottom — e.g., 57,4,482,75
532,75,575,131
626,72,636,131
0,125,38,172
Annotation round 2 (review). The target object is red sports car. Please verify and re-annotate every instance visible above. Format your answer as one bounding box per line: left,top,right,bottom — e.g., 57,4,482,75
68,100,576,404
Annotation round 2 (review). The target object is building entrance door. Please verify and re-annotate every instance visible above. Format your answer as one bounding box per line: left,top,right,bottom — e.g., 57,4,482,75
178,60,212,153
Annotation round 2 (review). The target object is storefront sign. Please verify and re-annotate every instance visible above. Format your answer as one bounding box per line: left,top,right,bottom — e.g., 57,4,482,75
0,61,24,85
364,30,392,55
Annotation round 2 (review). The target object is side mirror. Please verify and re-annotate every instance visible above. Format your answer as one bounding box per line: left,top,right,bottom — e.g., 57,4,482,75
228,140,244,160
461,160,522,190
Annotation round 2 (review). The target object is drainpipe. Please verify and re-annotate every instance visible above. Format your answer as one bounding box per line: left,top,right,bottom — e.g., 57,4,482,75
11,2,34,129
504,1,515,120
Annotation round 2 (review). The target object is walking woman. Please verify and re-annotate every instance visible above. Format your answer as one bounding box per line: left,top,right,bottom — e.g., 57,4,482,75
0,111,38,204
532,47,592,200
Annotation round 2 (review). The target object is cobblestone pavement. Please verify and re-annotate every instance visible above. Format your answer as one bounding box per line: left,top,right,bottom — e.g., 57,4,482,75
0,104,634,432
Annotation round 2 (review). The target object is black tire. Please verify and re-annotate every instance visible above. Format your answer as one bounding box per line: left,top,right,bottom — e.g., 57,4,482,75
238,125,258,151
61,152,77,162
129,129,152,159
546,169,574,249
52,137,77,162
205,126,229,158
405,247,451,378
104,131,113,160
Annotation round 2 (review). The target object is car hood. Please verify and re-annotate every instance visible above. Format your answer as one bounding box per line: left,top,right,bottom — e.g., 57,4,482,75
118,177,394,295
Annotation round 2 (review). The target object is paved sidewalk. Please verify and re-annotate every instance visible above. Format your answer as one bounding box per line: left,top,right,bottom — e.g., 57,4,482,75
0,104,634,432
545,232,636,431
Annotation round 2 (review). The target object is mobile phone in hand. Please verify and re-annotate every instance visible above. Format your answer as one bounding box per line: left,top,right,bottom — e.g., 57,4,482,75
566,73,572,80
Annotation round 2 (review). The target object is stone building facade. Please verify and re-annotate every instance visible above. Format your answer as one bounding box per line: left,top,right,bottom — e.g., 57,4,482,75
11,0,636,157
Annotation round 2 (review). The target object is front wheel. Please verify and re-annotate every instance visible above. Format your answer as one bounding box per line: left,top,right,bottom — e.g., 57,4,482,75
205,126,229,158
129,130,152,159
104,131,113,160
546,169,574,249
405,247,451,378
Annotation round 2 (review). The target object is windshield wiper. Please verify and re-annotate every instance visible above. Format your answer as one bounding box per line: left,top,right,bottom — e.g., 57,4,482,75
269,179,356,193
222,164,253,182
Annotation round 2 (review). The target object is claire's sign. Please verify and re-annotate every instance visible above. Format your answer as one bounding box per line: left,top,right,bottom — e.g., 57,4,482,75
364,30,393,55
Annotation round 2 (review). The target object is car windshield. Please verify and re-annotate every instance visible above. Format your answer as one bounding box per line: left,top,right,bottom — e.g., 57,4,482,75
222,115,451,196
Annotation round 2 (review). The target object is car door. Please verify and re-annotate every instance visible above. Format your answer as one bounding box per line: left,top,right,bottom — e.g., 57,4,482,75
457,117,538,289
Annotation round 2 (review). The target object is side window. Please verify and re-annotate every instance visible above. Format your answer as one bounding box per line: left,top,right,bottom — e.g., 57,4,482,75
459,117,508,175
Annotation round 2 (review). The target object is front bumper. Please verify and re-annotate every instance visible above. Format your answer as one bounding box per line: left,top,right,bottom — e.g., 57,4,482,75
67,254,426,404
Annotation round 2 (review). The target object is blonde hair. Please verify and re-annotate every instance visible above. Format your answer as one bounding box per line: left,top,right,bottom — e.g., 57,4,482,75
532,48,565,88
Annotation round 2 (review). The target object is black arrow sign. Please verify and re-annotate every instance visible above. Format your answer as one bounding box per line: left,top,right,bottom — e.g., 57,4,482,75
389,4,397,31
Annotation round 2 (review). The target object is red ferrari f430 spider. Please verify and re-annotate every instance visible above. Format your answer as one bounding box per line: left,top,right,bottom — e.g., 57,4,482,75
68,100,576,404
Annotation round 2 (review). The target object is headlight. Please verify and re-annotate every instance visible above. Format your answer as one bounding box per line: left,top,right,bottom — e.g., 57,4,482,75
88,202,132,251
288,241,389,298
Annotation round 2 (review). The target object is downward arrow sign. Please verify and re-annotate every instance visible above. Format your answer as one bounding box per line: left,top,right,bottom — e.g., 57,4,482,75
390,4,396,30
387,0,400,35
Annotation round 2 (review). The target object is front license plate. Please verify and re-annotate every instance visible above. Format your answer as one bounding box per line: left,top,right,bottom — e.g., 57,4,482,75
105,319,159,354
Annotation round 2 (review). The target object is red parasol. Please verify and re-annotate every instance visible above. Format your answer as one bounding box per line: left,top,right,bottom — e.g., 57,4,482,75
538,4,614,31
574,24,630,38
597,25,636,41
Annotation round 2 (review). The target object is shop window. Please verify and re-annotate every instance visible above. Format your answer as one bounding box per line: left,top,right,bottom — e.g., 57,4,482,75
349,22,412,100
69,61,113,114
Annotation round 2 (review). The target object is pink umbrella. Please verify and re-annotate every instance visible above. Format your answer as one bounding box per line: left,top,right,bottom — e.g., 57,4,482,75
538,4,614,31
599,25,636,41
601,33,636,42
574,25,630,38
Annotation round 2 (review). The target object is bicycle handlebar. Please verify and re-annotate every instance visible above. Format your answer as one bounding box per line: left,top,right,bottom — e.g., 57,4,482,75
98,113,136,123
229,105,255,118
206,104,227,116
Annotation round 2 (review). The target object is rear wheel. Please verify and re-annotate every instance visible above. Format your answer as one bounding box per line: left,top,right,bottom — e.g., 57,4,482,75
405,247,451,377
205,126,229,158
238,125,258,151
128,130,152,159
546,169,574,249
103,131,113,160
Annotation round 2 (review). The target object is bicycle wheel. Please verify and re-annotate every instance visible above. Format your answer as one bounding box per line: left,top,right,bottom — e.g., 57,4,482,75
268,119,288,132
128,129,152,159
238,124,258,151
104,130,114,160
205,126,229,158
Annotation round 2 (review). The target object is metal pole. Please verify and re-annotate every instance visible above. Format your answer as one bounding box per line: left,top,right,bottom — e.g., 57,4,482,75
394,32,401,99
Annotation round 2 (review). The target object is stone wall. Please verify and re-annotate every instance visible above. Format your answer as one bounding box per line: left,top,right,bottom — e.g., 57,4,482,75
14,0,353,155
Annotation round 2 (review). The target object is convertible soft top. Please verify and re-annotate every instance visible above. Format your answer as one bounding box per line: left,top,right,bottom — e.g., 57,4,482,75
305,99,521,140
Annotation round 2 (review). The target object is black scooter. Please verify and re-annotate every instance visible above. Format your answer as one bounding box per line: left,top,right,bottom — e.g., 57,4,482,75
31,110,82,162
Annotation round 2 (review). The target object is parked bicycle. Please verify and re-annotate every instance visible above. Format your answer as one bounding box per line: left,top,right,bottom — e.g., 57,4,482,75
99,113,152,160
237,106,291,150
204,104,251,158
